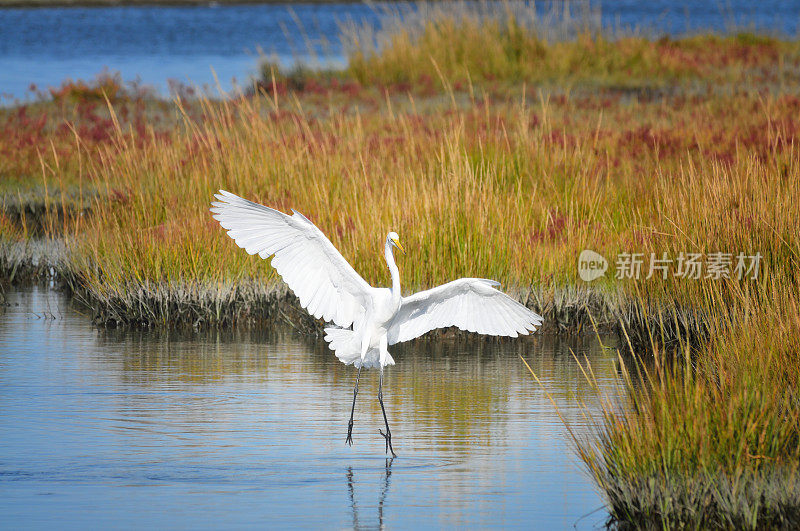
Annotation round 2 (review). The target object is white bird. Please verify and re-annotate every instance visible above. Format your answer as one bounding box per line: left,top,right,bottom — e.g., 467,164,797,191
210,190,543,456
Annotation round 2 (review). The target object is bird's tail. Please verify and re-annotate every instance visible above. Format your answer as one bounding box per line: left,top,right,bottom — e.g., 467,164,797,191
323,327,362,366
323,327,395,368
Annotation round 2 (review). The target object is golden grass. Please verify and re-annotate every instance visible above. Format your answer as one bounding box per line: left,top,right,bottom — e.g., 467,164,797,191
539,285,800,528
4,73,799,332
26,83,791,334
344,3,800,89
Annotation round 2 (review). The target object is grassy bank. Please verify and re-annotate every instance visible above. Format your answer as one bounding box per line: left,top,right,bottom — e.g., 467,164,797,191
5,69,798,336
1,5,799,525
344,8,799,89
544,287,800,528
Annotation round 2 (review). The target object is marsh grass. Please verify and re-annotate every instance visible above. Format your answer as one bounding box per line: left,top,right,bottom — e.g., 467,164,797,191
342,2,800,90
5,64,800,336
52,83,800,337
0,239,68,283
524,283,800,527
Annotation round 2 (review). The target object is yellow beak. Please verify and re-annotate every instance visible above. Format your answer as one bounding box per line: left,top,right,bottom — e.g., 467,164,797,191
394,239,406,255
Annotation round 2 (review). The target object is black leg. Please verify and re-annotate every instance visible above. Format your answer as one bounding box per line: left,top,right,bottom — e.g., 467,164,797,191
378,370,397,457
345,365,362,446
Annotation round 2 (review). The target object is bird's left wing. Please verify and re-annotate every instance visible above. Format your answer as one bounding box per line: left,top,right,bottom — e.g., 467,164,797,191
210,190,373,328
387,278,543,344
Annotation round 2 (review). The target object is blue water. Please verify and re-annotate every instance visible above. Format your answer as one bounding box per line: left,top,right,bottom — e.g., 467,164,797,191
0,288,623,528
0,3,376,102
1,1,799,102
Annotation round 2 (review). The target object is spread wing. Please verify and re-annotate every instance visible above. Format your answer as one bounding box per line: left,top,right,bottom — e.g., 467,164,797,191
388,278,543,344
210,190,373,327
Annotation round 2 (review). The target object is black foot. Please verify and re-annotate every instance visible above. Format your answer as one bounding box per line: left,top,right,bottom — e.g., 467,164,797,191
345,366,362,448
379,429,397,458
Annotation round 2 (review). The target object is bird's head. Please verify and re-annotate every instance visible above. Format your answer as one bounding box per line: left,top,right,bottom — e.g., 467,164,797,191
387,231,405,254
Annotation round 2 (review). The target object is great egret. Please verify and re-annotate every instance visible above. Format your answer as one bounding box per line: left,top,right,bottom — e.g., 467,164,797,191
210,190,543,456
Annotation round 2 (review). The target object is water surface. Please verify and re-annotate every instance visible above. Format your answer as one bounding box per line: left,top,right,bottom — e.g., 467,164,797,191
0,287,624,528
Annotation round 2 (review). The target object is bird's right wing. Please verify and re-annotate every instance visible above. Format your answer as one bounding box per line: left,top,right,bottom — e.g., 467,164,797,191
387,278,543,345
210,190,373,327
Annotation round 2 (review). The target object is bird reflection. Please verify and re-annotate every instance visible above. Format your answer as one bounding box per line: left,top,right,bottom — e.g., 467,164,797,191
347,458,395,529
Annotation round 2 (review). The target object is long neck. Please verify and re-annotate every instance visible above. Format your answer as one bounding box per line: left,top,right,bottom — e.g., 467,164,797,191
385,241,401,303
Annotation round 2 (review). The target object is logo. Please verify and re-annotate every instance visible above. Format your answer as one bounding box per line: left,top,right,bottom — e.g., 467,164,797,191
578,249,608,282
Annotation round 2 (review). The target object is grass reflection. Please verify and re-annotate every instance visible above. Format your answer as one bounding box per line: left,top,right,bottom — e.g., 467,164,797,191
93,324,623,452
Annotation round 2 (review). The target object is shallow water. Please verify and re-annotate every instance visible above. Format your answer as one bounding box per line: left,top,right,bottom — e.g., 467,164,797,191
0,287,624,528
1,1,798,102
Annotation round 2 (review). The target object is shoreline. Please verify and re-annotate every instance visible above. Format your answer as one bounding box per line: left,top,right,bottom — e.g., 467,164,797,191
0,238,707,348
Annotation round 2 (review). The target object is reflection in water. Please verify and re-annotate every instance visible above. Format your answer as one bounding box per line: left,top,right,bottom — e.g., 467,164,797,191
90,326,623,456
0,288,624,528
347,457,394,530
378,458,393,526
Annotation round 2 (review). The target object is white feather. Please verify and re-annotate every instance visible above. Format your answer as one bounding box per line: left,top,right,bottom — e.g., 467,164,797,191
211,190,371,328
387,279,543,345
